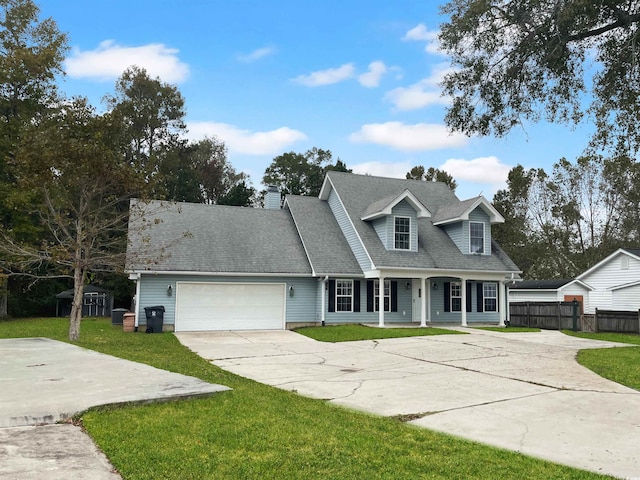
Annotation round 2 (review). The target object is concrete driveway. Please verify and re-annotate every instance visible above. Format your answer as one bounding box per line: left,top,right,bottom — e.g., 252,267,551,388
0,338,229,479
177,328,640,479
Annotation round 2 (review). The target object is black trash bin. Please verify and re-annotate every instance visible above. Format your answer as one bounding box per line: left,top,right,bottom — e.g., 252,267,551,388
111,308,128,326
144,306,165,333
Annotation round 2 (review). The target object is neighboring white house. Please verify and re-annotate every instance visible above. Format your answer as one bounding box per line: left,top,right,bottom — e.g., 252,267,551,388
509,248,640,314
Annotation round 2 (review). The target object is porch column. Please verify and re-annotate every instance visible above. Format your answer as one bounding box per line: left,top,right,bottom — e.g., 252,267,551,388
420,277,428,327
460,278,468,327
320,277,327,326
378,275,385,327
498,281,507,327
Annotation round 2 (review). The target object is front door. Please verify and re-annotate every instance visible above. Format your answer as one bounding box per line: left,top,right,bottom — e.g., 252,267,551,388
412,279,422,322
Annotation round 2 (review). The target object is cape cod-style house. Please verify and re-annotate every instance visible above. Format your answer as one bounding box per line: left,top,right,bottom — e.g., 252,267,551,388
126,171,521,331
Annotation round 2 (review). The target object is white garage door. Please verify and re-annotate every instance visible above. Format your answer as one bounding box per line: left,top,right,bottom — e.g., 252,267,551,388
175,282,285,332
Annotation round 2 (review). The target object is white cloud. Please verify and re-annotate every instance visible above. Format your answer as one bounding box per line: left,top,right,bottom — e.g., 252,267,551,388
65,40,189,83
237,46,277,63
350,122,468,151
292,63,355,87
403,23,443,55
358,61,387,87
385,63,454,111
187,121,307,155
440,156,512,188
350,161,412,178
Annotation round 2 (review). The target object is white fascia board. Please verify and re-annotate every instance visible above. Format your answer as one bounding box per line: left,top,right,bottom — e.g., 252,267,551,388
365,267,518,279
576,248,627,281
433,197,505,225
361,190,431,221
558,279,593,291
318,175,334,200
609,279,640,291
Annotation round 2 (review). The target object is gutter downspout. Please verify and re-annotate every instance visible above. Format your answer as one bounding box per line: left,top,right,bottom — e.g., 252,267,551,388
133,273,141,331
320,276,328,326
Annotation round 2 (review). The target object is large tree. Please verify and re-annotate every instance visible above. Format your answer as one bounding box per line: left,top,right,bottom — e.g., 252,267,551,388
1,99,151,339
439,1,640,156
105,66,186,187
0,0,68,316
263,147,350,198
406,165,457,192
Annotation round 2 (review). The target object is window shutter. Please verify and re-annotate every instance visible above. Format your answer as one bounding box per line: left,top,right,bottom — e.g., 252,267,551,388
366,280,374,312
391,281,398,312
466,281,472,312
354,281,361,312
328,279,335,313
477,283,484,313
444,282,450,312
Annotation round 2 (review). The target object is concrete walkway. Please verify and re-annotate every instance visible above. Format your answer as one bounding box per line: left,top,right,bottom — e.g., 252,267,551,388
177,328,640,479
0,338,229,479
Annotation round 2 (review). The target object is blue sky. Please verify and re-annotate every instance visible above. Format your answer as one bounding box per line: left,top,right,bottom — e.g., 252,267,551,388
42,0,593,200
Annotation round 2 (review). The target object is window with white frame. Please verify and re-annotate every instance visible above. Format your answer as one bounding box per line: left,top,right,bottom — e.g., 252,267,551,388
483,282,497,312
374,279,391,312
450,282,462,312
336,280,353,312
394,217,411,250
469,222,485,254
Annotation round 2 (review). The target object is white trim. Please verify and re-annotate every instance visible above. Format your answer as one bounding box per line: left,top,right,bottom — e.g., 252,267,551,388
324,176,376,271
374,279,391,312
469,221,485,254
335,279,354,312
483,282,498,312
393,215,411,250
577,248,640,281
610,279,640,291
361,189,431,221
433,196,505,225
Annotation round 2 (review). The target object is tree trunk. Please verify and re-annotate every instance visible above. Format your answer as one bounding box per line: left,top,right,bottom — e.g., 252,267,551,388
0,275,8,318
69,265,86,341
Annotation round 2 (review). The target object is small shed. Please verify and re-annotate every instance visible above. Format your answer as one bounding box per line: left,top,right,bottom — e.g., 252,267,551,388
56,285,114,317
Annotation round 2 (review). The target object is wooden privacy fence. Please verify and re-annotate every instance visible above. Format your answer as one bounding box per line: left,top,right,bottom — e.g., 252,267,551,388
509,302,640,333
509,302,576,330
588,309,640,334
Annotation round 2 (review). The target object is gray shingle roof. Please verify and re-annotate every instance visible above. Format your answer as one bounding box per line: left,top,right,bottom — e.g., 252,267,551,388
286,196,362,276
431,197,480,224
126,200,311,274
325,171,520,273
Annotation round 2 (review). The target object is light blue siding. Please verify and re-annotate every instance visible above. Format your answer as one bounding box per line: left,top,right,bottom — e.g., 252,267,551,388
138,274,318,327
372,218,387,246
429,278,500,323
391,201,418,252
328,189,371,271
441,207,492,256
324,278,414,324
443,223,463,251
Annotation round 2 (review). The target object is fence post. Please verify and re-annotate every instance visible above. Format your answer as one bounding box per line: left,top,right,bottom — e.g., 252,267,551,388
572,300,579,332
526,302,530,328
557,302,561,330
595,308,599,333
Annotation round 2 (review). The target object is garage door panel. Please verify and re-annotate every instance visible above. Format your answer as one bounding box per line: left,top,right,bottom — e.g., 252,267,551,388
175,282,285,331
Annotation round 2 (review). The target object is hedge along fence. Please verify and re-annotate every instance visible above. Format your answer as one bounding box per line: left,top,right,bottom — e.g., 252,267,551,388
509,302,577,330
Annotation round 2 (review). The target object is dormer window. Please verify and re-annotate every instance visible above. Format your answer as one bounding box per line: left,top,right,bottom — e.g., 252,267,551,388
394,217,411,250
470,222,485,254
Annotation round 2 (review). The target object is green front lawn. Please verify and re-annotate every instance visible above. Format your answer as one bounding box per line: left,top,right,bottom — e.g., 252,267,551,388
473,326,541,333
564,331,640,390
294,324,465,342
0,318,610,479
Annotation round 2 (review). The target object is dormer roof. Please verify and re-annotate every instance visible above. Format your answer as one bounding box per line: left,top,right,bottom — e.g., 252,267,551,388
361,189,431,221
432,196,505,226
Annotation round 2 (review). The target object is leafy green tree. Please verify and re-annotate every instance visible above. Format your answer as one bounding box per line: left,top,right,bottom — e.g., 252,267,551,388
439,1,640,156
0,0,68,315
406,165,457,192
105,66,186,186
218,180,256,207
263,147,350,198
1,99,151,340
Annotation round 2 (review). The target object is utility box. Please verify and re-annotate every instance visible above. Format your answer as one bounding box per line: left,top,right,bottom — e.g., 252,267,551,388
144,306,165,333
111,308,128,326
